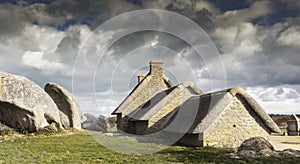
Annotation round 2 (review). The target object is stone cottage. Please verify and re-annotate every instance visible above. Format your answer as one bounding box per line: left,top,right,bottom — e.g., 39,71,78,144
112,61,280,148
287,114,300,136
127,81,203,135
167,87,281,147
111,60,173,132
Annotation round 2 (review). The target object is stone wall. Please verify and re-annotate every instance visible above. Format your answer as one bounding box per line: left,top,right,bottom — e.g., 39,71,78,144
135,121,148,135
287,115,300,136
204,97,270,148
177,134,203,147
287,120,299,136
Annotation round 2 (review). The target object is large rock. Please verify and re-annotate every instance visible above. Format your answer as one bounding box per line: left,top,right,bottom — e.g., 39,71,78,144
238,137,274,152
237,137,275,157
0,71,61,133
44,83,81,130
81,113,107,132
279,149,300,157
236,137,300,158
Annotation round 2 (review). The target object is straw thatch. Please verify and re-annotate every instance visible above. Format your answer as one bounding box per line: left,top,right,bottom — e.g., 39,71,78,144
128,81,203,121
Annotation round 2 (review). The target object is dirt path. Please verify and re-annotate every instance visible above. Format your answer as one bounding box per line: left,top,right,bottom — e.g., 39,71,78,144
270,136,300,150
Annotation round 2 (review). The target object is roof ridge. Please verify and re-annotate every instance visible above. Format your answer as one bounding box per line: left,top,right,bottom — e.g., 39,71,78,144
130,83,191,120
291,114,300,121
112,74,153,114
182,81,203,95
163,74,173,87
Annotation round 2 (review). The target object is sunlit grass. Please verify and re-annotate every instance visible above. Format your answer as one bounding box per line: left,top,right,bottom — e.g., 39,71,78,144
0,131,299,163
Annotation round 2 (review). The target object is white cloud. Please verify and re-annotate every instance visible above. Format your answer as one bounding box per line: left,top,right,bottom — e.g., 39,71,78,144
212,22,262,84
0,22,95,77
21,51,66,75
20,24,65,52
277,26,300,47
247,86,300,114
214,23,261,56
75,90,130,116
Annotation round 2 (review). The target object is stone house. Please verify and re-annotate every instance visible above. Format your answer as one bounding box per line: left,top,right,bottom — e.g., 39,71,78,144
111,60,173,132
112,61,280,148
127,81,203,135
167,87,281,147
287,114,300,136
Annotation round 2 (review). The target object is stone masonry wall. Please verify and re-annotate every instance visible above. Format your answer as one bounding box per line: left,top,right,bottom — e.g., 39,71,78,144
203,97,270,148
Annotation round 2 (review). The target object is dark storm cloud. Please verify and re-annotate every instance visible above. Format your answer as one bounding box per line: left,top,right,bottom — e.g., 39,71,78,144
43,0,217,31
0,0,300,114
44,0,141,29
0,0,297,89
164,0,215,32
0,2,69,36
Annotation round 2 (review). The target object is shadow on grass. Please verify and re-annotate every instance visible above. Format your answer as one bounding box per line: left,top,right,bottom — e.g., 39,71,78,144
281,142,300,145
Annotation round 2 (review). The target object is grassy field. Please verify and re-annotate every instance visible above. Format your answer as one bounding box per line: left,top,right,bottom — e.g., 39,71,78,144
0,131,300,164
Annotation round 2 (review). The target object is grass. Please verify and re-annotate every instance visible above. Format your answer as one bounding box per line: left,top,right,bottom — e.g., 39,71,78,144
0,131,300,163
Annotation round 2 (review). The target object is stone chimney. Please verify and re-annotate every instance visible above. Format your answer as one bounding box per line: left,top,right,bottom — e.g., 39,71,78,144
149,60,164,76
138,75,145,83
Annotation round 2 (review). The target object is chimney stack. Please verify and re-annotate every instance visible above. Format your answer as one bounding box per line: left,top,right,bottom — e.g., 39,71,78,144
149,60,164,76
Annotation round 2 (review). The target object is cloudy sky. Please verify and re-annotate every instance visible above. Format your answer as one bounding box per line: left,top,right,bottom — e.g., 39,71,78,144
0,0,299,116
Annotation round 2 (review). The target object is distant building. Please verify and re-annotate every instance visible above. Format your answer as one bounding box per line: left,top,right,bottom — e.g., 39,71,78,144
287,114,300,136
269,114,290,135
112,60,281,148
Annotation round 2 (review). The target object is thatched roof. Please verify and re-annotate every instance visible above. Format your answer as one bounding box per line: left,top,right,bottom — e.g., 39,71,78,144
111,61,173,116
164,87,281,134
290,114,300,122
288,114,300,131
128,81,203,121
